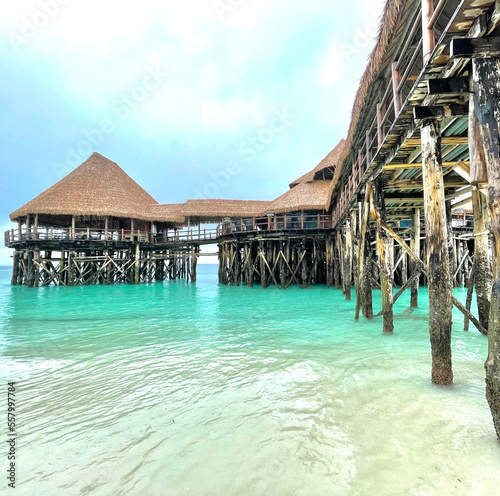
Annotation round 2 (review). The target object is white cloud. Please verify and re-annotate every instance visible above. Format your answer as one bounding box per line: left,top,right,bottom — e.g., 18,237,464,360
321,46,342,87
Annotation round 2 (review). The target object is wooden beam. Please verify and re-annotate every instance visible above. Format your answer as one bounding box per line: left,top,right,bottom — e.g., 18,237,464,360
427,77,469,95
386,178,468,190
402,137,469,148
450,37,500,58
413,103,469,121
489,0,500,34
384,160,469,171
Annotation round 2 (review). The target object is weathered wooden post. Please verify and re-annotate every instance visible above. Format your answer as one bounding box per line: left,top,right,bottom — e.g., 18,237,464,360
343,219,352,300
191,247,198,283
470,56,500,440
355,183,373,319
472,189,491,331
68,251,75,286
334,234,341,289
259,241,268,288
421,118,453,385
134,244,140,284
410,209,421,307
11,252,19,286
375,178,394,333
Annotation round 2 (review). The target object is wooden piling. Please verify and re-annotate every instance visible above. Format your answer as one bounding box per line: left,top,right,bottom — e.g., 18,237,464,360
421,118,453,386
410,209,421,307
471,56,500,440
343,220,352,301
11,252,19,286
472,189,492,332
375,179,394,333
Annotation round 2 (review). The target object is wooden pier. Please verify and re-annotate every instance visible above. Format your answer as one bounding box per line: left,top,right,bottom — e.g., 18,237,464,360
5,0,500,441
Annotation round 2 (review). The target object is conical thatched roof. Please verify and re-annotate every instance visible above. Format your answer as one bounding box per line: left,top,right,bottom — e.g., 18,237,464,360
10,153,161,222
290,140,345,188
266,181,331,214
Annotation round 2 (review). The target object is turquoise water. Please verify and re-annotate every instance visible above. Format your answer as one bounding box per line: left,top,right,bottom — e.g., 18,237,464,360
0,264,499,495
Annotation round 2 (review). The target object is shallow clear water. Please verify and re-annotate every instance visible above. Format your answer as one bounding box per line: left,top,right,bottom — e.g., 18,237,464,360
0,264,499,495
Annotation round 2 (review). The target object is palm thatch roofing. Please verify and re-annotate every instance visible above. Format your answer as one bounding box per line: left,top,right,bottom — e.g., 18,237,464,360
290,140,345,188
150,203,186,224
182,199,271,221
266,181,331,214
10,153,163,223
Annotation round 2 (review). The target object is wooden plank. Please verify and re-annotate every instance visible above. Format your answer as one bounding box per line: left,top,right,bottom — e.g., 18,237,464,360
427,77,469,95
413,103,469,120
386,178,469,189
402,136,469,147
384,160,468,171
450,36,500,58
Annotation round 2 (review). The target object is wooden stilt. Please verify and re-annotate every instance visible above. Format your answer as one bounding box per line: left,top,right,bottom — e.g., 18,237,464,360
375,178,394,333
343,220,352,301
334,234,341,289
134,244,140,285
11,252,19,286
471,56,500,440
472,188,492,332
355,183,372,319
421,118,453,385
410,209,421,307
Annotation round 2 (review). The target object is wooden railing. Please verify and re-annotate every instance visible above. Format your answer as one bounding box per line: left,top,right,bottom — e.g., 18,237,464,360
220,214,334,235
333,0,462,228
4,227,219,245
5,214,335,246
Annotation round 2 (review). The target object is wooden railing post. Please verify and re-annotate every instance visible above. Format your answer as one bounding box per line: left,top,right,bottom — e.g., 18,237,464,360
366,130,372,165
392,61,403,116
377,103,384,148
422,0,435,65
358,150,363,183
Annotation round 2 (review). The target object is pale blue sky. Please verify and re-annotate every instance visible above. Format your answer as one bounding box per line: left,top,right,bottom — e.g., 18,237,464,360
0,0,385,264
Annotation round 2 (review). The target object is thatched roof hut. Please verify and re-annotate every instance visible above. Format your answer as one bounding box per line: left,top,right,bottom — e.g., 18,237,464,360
266,181,332,214
290,140,345,188
10,153,164,225
266,140,345,215
10,153,188,227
